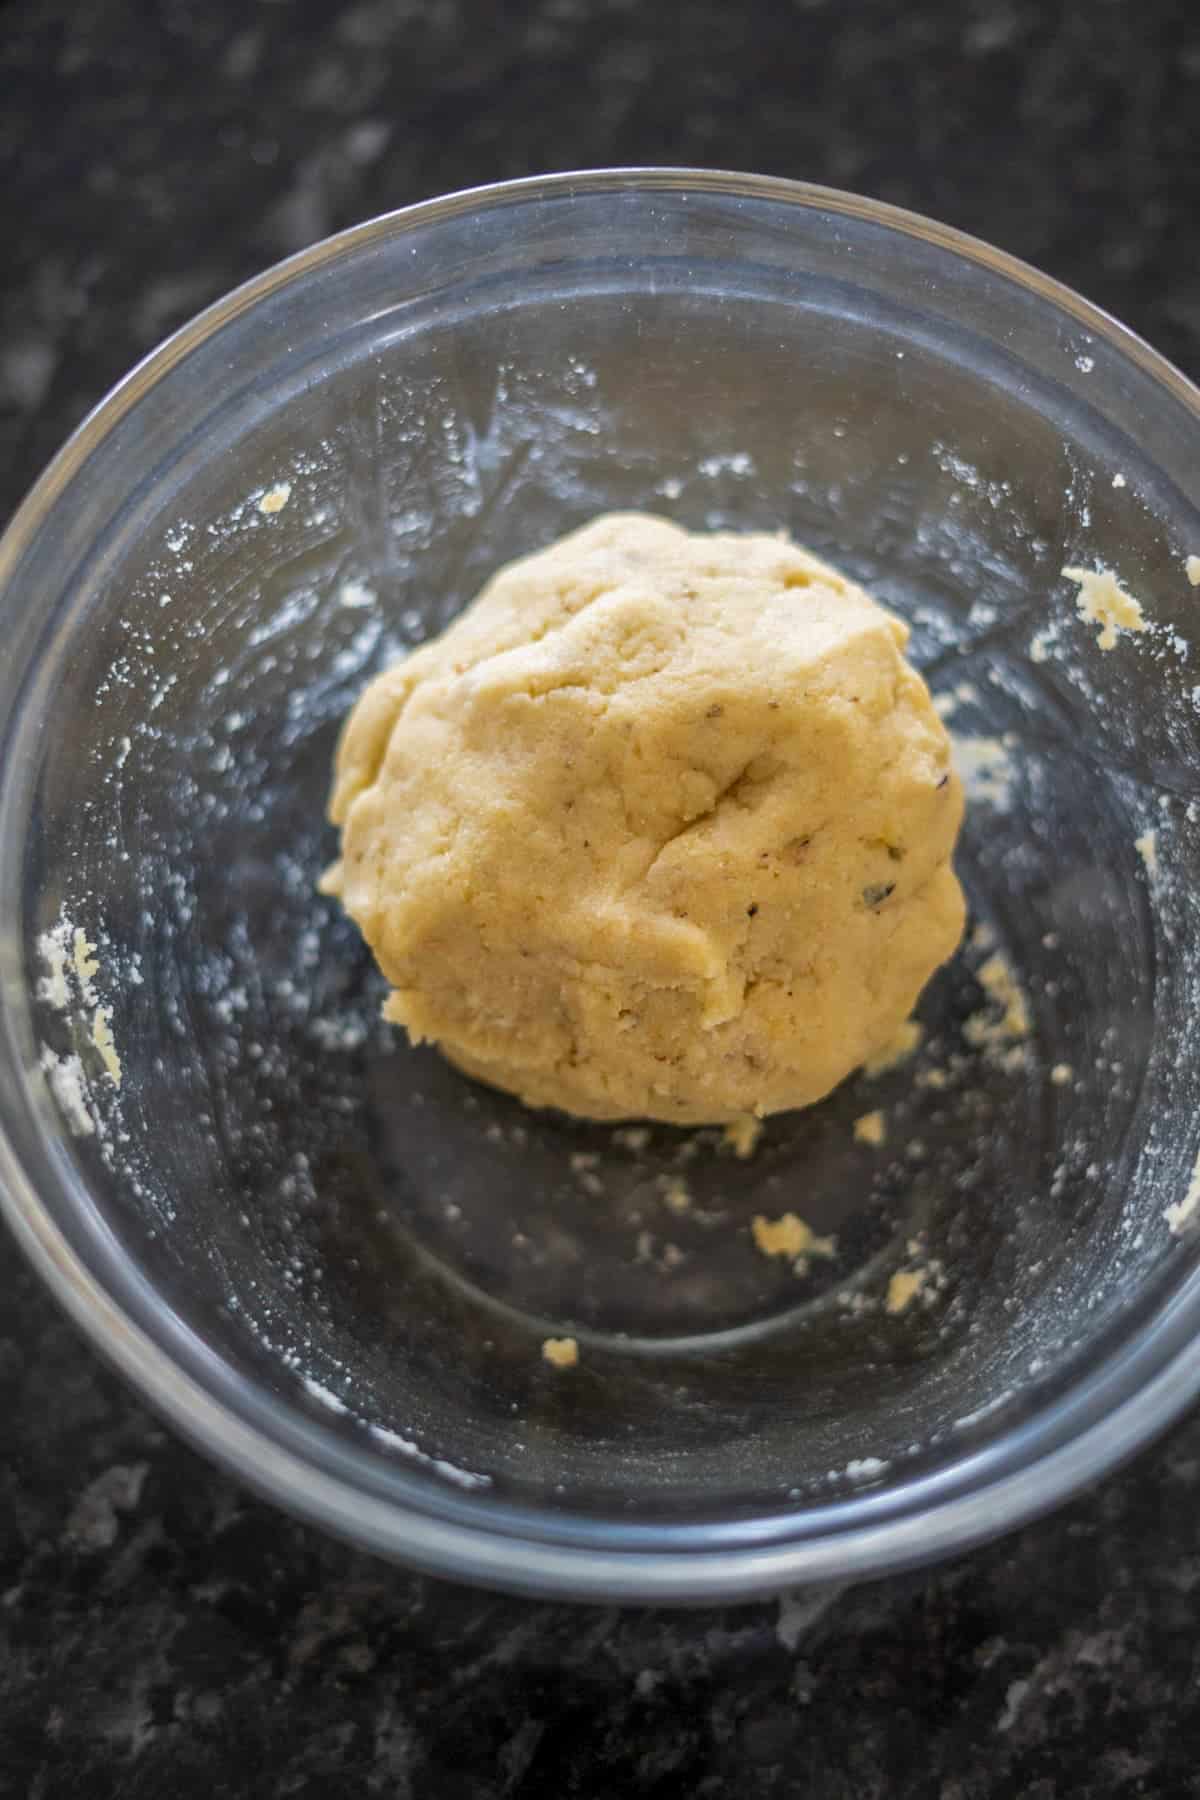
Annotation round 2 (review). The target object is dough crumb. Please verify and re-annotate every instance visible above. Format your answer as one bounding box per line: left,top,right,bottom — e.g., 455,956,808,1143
862,1019,923,1078
751,1213,836,1262
836,1289,877,1317
258,482,292,515
886,1270,924,1314
722,1116,763,1159
853,1109,887,1148
1165,1150,1200,1235
964,952,1031,1049
613,1126,651,1154
1050,1062,1073,1087
1187,555,1200,587
1112,473,1127,489
1063,564,1147,652
541,1336,579,1369
574,1167,606,1199
1135,829,1159,878
91,1007,122,1088
38,913,123,1092
885,1249,946,1315
325,514,965,1126
660,1175,692,1216
73,929,100,996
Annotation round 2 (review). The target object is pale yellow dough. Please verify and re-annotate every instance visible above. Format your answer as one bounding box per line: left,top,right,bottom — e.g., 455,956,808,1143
323,514,965,1125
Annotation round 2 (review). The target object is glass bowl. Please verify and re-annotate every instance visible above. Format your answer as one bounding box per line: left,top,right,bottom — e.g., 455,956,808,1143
2,170,1199,1603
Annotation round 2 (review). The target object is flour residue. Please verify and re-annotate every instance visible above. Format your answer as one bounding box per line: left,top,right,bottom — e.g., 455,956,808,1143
301,1374,350,1415
37,928,70,1010
38,1049,95,1137
751,1212,837,1266
843,1456,889,1483
964,952,1031,1052
1165,1151,1200,1236
338,578,375,610
1029,624,1059,664
953,734,1017,811
37,911,123,1116
367,1422,492,1489
933,681,980,721
698,451,756,479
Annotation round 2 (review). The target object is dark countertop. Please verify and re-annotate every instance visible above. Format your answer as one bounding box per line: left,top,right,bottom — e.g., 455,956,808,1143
2,2,1200,1794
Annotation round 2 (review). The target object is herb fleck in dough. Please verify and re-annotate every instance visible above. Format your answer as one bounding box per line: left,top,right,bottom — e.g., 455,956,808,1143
324,515,965,1124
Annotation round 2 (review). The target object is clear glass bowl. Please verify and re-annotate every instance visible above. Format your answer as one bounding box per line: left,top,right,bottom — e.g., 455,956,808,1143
2,170,1199,1603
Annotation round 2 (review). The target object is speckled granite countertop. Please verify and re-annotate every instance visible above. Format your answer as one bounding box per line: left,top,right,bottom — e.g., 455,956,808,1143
2,2,1200,1794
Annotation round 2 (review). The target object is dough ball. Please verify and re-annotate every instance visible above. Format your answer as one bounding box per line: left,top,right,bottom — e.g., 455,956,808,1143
323,514,965,1126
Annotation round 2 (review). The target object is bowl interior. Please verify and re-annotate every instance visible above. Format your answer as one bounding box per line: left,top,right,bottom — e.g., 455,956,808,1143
5,178,1200,1547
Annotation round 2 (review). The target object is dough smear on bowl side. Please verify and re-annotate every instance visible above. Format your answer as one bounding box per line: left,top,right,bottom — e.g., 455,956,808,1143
322,513,965,1126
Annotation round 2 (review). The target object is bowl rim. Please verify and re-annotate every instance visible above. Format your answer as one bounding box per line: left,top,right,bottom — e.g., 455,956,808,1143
3,165,1200,1603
